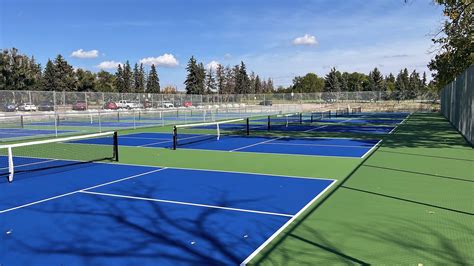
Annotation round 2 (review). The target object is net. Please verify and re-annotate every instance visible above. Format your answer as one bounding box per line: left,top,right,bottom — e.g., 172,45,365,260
352,106,362,114
172,118,249,149
268,113,302,129
0,131,118,183
335,107,349,117
0,116,24,129
310,110,331,122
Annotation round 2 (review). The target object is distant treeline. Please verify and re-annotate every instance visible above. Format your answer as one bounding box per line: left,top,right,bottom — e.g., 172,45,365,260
1,47,435,98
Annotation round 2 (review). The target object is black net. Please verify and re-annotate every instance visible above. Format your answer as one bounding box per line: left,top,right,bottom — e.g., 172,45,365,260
173,119,249,149
0,131,118,183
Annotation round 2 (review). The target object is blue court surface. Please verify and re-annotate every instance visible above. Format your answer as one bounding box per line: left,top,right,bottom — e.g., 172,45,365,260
30,120,155,128
0,128,74,139
0,158,335,265
72,132,380,158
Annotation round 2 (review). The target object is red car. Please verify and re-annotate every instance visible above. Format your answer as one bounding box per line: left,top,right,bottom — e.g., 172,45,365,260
104,101,118,110
183,101,193,107
72,101,87,111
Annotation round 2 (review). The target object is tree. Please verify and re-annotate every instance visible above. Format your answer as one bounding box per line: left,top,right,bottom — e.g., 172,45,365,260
133,63,146,93
41,59,57,91
291,73,324,93
385,73,396,93
324,67,341,92
96,70,116,92
347,72,368,91
235,61,250,94
264,78,274,93
184,56,205,94
215,64,225,94
428,0,473,88
114,64,126,93
122,61,133,93
254,75,262,93
146,64,160,93
75,68,96,92
205,68,216,94
53,54,76,91
368,67,384,91
162,85,177,94
249,71,256,94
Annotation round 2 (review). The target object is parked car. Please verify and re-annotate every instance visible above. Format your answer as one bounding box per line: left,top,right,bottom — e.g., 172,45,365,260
72,101,87,111
104,101,118,110
2,103,17,112
183,101,193,107
116,100,141,109
259,100,273,106
160,101,174,108
18,103,37,111
37,102,55,111
144,100,152,108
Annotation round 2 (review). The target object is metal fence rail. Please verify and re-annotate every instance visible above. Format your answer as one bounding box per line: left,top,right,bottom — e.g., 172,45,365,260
440,65,473,146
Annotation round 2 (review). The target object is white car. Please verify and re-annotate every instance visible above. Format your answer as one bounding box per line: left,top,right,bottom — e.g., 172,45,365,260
18,103,37,111
161,101,174,108
116,100,142,109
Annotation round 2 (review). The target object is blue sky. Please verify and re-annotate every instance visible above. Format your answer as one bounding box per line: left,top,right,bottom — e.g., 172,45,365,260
1,0,443,89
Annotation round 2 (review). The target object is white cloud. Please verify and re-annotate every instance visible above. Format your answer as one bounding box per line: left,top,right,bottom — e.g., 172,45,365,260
206,60,220,71
96,61,122,69
139,53,179,67
224,53,232,59
292,34,318,46
71,49,99,58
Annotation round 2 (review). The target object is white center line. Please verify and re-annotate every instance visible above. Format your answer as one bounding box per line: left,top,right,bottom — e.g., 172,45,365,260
80,190,294,218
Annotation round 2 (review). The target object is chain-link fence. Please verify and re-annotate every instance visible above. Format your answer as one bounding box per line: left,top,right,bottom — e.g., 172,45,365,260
0,105,299,142
0,90,439,111
440,65,473,146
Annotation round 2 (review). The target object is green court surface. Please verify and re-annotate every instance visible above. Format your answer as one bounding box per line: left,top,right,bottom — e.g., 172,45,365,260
116,112,473,264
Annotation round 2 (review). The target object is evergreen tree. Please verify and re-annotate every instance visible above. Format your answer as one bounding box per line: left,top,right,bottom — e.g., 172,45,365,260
114,64,126,93
53,54,76,91
184,56,202,94
324,67,341,92
197,63,206,94
340,72,350,91
133,63,146,93
235,61,250,94
254,75,262,93
385,73,396,93
146,64,160,93
96,70,116,92
215,64,225,94
265,78,274,93
368,67,384,91
394,70,406,100
205,68,216,94
122,61,133,93
41,59,57,91
249,71,256,94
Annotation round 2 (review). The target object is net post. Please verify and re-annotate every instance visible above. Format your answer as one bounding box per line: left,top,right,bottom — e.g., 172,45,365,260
8,147,14,183
311,113,313,123
172,126,177,150
299,113,303,124
20,115,24,128
113,131,119,161
267,115,271,131
246,117,250,135
117,111,120,122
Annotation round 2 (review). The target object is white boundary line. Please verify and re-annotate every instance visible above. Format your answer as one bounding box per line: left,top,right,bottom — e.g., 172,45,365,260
0,168,167,214
240,179,338,265
229,137,284,152
263,142,375,149
79,190,293,218
360,139,382,159
0,158,58,171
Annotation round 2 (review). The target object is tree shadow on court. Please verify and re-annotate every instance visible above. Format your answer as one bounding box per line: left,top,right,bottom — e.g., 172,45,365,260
9,181,285,265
